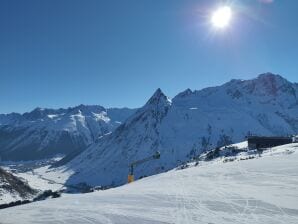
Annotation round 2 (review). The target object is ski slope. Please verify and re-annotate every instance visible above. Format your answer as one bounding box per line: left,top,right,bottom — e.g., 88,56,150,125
1,144,298,224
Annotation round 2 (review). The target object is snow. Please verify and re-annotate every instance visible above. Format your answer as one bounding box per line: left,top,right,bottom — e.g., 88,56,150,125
0,168,37,204
0,189,23,204
1,144,297,224
1,73,298,205
14,165,73,192
228,141,248,149
47,114,59,119
92,111,111,123
0,157,72,204
1,157,74,194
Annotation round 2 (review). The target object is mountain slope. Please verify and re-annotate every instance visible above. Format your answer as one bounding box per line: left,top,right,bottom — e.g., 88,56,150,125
0,167,37,204
1,144,298,224
0,105,136,161
63,73,298,187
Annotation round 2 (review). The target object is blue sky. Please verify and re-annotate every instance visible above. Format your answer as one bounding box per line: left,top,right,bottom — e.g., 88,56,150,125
0,0,297,113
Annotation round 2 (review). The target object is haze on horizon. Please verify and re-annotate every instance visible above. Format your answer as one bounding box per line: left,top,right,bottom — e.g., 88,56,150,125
1,0,297,114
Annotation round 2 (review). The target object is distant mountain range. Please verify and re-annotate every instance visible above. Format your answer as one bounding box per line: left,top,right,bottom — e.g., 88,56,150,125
1,73,298,188
62,73,298,187
0,105,136,161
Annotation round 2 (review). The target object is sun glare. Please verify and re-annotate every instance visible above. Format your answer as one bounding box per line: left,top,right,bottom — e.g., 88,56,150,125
211,6,232,29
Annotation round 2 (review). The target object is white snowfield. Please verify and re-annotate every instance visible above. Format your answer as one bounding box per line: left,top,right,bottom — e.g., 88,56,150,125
1,144,298,224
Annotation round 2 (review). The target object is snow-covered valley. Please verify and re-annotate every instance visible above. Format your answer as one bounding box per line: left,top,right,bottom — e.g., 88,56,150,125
1,143,297,224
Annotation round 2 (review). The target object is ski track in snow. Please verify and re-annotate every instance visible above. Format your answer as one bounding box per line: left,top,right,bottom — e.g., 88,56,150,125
0,144,298,224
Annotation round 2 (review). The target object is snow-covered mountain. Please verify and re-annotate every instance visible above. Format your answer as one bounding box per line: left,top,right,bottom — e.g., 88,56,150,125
63,73,298,187
0,105,136,161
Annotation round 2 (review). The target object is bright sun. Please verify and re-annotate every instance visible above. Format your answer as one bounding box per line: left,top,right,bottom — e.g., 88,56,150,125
211,6,232,29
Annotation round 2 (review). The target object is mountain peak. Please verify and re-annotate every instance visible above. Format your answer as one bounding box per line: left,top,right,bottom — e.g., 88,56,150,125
145,88,171,107
152,88,165,97
252,73,293,96
69,104,106,115
23,107,55,120
256,72,285,82
221,73,294,98
175,88,193,98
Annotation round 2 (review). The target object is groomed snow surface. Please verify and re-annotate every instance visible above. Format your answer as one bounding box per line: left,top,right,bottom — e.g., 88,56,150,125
1,144,298,224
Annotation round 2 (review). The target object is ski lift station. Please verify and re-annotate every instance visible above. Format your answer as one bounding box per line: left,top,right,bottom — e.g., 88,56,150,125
247,136,293,150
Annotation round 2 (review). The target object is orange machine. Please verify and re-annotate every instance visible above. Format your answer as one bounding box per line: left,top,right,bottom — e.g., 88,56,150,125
128,151,160,183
